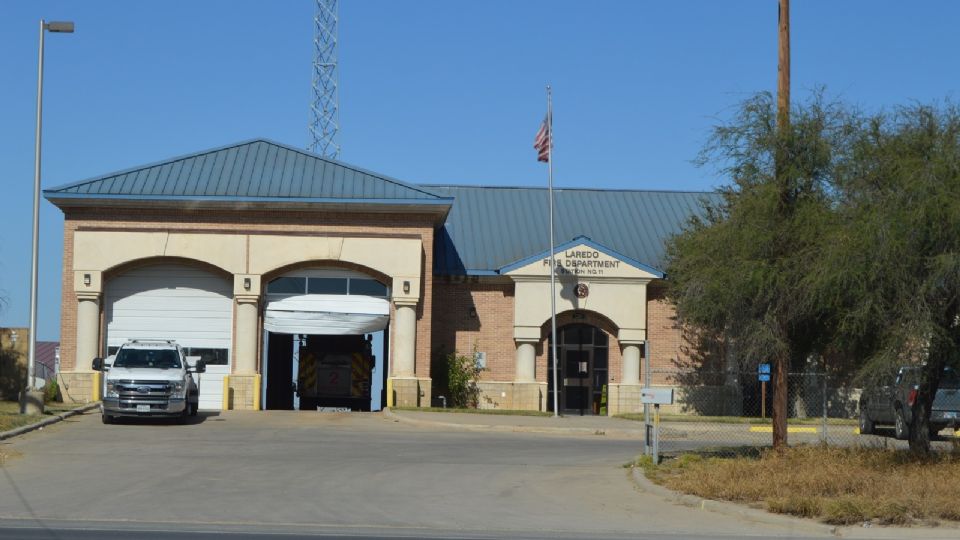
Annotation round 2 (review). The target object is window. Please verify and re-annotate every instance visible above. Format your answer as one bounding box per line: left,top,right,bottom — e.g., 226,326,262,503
113,348,181,369
268,275,388,297
183,347,230,366
349,278,388,297
267,277,306,295
308,277,348,295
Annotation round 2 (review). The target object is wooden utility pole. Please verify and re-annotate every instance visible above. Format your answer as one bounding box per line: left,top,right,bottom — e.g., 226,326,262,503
772,0,791,450
777,0,790,131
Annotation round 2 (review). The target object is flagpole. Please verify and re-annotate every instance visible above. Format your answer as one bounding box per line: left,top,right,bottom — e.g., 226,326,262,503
546,86,559,418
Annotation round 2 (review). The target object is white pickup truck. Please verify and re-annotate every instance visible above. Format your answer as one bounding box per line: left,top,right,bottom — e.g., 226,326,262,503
92,339,205,424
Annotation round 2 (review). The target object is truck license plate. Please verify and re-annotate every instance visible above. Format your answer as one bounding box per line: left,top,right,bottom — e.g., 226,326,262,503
136,404,150,413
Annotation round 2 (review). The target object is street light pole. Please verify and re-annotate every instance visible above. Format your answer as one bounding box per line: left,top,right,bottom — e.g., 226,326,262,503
24,19,73,415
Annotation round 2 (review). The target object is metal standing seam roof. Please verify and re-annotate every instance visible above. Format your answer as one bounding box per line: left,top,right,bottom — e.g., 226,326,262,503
429,185,721,276
43,139,451,205
41,137,719,277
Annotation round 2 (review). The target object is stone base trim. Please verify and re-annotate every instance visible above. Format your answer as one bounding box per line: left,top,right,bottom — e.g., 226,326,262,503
607,384,644,416
224,374,260,411
476,381,548,412
389,377,431,408
57,371,98,404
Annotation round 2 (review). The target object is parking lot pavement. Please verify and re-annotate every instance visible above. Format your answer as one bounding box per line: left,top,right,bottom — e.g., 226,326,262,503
0,409,835,538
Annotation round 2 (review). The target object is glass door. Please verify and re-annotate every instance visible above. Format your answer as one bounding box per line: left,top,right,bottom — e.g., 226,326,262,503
547,324,610,415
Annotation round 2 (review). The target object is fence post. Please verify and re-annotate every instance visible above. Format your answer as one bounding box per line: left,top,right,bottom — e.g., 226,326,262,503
821,373,828,444
644,341,651,456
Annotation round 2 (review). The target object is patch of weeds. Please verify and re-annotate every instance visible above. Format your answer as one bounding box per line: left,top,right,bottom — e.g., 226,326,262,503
766,496,822,518
822,497,868,525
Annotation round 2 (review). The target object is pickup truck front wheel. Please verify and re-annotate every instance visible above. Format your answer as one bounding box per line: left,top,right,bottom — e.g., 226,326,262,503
894,408,909,440
859,407,875,435
101,414,113,425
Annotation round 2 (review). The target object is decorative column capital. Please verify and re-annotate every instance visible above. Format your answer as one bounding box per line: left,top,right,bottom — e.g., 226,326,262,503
235,294,260,306
76,291,102,303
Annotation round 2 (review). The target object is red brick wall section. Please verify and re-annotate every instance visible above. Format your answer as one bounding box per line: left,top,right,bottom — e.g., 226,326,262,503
60,219,77,370
431,279,515,382
645,283,689,386
58,207,436,379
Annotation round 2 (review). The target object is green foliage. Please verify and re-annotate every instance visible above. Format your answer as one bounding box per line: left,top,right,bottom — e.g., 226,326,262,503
445,348,483,408
43,379,60,403
667,92,850,371
0,348,26,401
669,92,960,453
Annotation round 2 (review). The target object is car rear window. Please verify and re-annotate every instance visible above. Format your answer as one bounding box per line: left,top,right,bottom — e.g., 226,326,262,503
941,368,959,390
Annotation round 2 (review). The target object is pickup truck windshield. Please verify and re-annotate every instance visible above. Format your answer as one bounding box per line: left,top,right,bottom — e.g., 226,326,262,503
113,349,181,369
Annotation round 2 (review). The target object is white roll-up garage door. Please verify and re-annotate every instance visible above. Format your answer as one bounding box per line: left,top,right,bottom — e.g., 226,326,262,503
104,264,233,410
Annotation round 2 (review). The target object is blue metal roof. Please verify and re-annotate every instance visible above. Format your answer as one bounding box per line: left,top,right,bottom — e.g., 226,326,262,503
44,139,449,205
429,185,719,276
42,138,718,278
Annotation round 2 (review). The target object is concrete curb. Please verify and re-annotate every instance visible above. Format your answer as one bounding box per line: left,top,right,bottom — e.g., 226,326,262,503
629,467,840,536
629,467,960,539
0,403,100,441
383,408,648,438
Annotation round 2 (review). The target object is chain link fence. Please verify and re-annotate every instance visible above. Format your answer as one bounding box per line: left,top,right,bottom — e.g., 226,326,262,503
633,370,959,457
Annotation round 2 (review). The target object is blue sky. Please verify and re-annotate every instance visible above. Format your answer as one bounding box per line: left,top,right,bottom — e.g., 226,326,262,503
1,0,958,340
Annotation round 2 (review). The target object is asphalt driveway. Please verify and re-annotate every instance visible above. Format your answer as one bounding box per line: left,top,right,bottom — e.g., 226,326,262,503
0,410,832,538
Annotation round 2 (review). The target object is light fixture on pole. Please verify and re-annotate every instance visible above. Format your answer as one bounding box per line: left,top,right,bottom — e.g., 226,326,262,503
24,19,74,415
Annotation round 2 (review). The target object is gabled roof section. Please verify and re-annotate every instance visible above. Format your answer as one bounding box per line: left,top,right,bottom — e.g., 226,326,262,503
44,139,451,210
430,185,719,276
499,235,665,278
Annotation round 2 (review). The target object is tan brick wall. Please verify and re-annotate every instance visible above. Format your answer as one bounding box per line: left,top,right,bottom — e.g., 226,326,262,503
58,207,436,384
225,374,258,410
431,279,515,384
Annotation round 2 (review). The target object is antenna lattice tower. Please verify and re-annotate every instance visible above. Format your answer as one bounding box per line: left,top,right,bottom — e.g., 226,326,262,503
309,0,340,159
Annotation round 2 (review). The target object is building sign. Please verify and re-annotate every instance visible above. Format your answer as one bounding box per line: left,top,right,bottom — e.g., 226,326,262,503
504,242,661,280
542,249,622,276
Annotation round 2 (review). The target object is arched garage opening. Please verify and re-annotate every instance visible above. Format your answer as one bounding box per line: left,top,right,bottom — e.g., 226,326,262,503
262,267,390,412
103,261,233,410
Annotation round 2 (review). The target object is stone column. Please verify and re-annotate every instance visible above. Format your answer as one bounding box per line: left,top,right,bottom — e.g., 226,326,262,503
514,340,536,382
393,301,417,377
621,343,642,385
76,293,102,369
234,296,260,374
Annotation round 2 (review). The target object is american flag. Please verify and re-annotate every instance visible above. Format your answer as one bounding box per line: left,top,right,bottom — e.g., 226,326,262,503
534,114,551,162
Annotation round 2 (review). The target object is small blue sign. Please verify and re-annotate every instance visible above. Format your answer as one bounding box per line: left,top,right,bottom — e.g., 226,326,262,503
758,363,771,382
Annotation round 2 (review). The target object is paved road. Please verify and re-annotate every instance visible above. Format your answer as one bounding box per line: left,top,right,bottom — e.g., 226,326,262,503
0,410,936,539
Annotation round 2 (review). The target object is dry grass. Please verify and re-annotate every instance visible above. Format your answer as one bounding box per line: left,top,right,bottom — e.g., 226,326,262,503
645,445,960,525
617,413,857,425
0,400,87,433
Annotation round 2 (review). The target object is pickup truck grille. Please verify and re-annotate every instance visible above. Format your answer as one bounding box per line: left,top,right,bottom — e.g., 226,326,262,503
114,380,175,410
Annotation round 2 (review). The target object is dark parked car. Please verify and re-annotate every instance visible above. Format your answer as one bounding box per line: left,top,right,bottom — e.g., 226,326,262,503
859,365,960,439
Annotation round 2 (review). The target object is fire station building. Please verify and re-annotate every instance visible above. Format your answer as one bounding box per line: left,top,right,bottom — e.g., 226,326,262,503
44,139,712,415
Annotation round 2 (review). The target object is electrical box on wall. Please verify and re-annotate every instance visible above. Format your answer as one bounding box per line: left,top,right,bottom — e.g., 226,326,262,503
474,351,487,369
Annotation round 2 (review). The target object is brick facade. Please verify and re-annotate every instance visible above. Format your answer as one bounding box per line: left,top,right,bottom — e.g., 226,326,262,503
59,207,436,384
56,205,691,414
430,278,515,384
645,284,691,386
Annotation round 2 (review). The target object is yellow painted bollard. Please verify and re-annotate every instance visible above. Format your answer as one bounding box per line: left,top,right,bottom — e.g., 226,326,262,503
253,374,261,411
386,378,394,408
90,371,101,401
222,375,230,410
